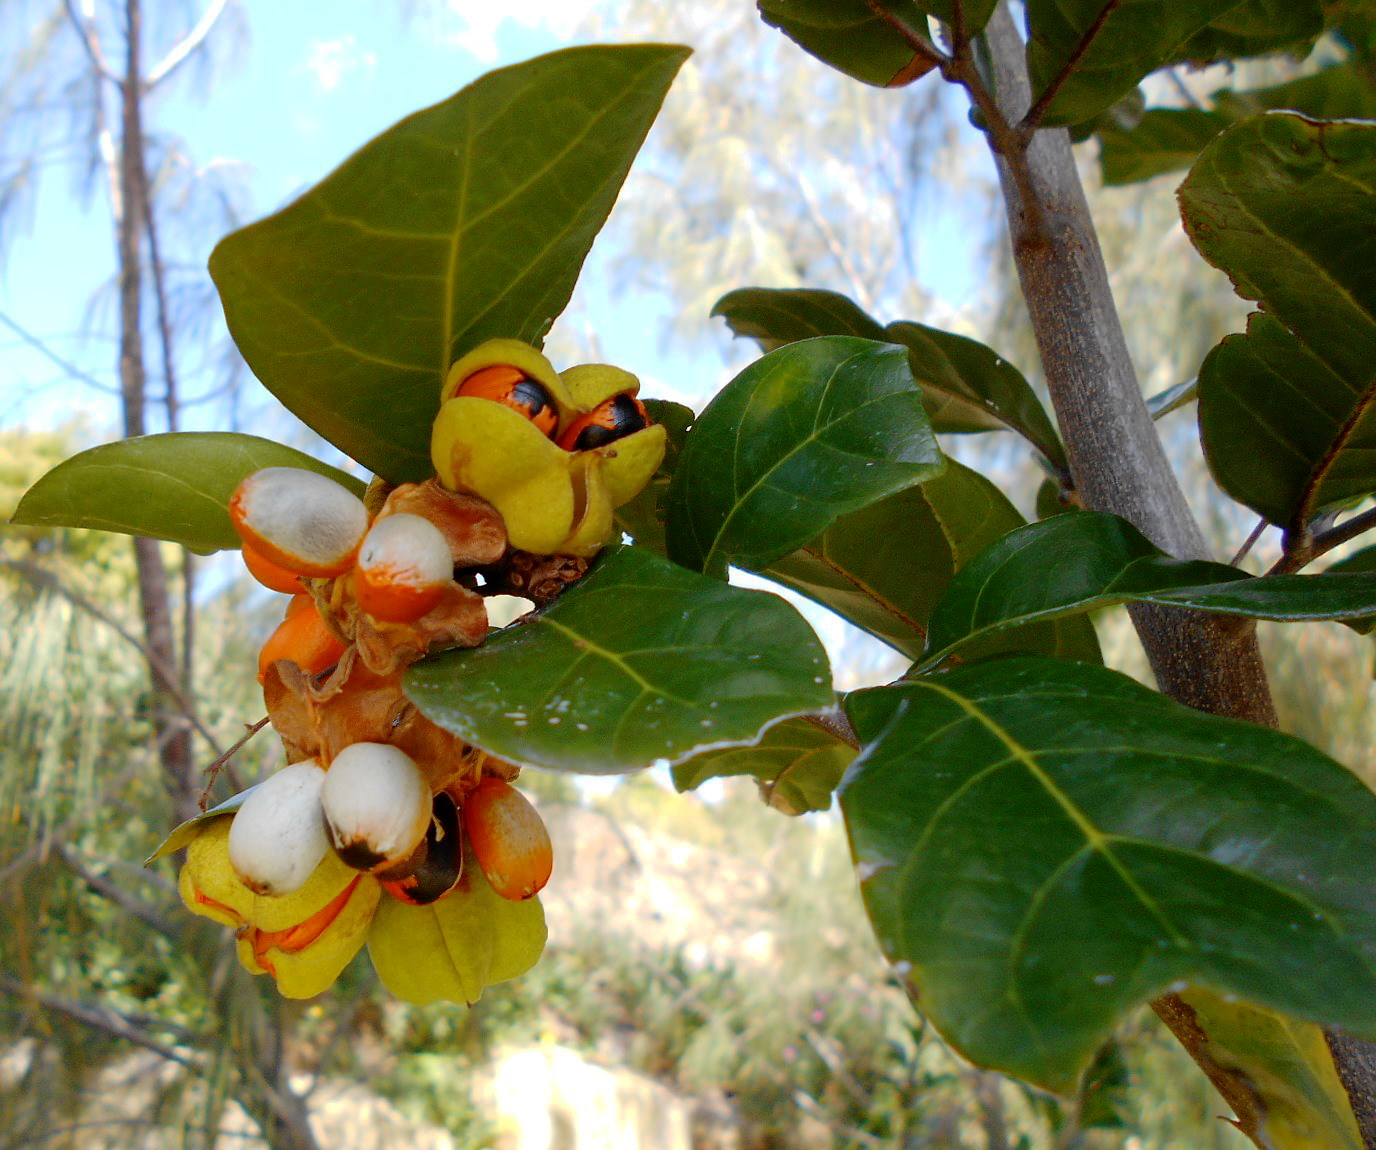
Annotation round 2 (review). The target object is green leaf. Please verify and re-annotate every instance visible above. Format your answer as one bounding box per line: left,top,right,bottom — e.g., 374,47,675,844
1178,0,1324,62
1182,115,1376,527
756,0,965,88
210,45,690,483
713,287,887,349
921,511,1376,666
665,336,944,578
404,546,834,775
613,399,695,555
1212,61,1376,123
840,657,1376,1091
671,716,856,814
10,432,365,554
1097,109,1230,186
760,460,1099,663
1026,0,1241,127
1200,315,1376,527
884,321,1066,468
713,288,1066,468
1328,546,1376,635
1182,114,1376,391
1096,60,1376,186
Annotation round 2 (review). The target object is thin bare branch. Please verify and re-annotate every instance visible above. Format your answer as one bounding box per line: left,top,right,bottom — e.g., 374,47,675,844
146,0,230,89
55,844,181,938
61,0,120,85
0,309,116,394
0,974,196,1066
1272,505,1376,575
1231,517,1267,567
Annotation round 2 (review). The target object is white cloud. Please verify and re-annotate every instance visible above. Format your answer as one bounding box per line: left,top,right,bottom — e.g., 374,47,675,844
442,0,603,63
303,35,377,94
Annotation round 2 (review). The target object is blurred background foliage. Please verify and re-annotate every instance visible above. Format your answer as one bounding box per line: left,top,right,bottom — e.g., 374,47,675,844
2,0,1374,1147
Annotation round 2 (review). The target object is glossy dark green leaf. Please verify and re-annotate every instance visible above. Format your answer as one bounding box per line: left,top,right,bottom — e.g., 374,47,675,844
1328,546,1376,635
613,399,695,555
1199,314,1376,527
210,45,690,483
761,460,1099,663
671,716,856,814
1097,59,1376,186
921,511,1376,666
1026,0,1240,127
885,321,1066,467
841,657,1376,1091
714,288,1065,468
1182,115,1376,527
756,0,975,88
10,432,365,554
713,287,886,349
1182,114,1376,389
404,546,833,775
1178,0,1324,62
1097,109,1230,186
665,336,944,578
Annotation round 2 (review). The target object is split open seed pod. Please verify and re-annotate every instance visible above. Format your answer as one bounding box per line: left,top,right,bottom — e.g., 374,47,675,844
321,742,432,872
353,513,454,623
227,760,330,896
230,466,369,577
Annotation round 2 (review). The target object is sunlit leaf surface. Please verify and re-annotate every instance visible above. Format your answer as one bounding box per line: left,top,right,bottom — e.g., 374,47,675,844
666,336,943,577
841,658,1376,1090
405,546,833,774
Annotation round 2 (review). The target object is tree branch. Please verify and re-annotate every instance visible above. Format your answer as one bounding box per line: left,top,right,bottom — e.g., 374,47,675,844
55,844,181,939
1272,504,1376,575
0,974,196,1066
145,0,229,89
61,0,120,86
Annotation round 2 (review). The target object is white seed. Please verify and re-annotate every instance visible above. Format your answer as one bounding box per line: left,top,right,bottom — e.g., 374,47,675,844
227,760,330,896
358,514,452,587
233,467,368,575
321,742,431,872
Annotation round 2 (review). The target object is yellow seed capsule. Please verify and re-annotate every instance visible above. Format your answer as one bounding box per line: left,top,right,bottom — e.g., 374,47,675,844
352,513,453,623
230,467,368,578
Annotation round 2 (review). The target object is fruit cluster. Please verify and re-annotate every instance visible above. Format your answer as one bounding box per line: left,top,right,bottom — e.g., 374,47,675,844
173,339,664,1002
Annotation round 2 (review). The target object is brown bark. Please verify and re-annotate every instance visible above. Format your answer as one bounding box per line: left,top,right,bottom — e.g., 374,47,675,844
117,0,199,823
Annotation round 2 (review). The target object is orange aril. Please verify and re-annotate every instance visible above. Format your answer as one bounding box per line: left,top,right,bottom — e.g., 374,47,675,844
258,595,347,682
352,513,452,623
230,467,368,578
242,542,304,594
461,778,552,901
